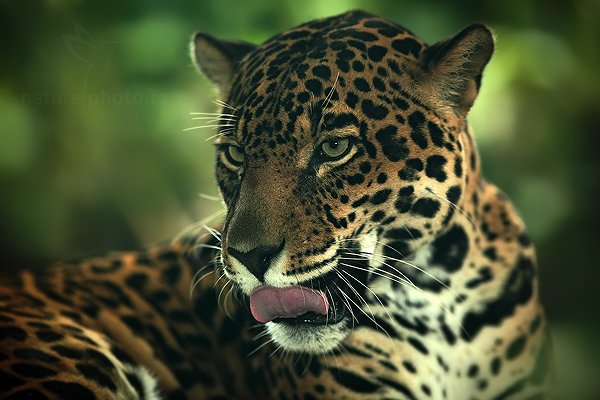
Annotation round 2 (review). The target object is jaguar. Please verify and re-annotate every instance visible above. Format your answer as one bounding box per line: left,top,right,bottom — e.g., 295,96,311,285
0,10,552,399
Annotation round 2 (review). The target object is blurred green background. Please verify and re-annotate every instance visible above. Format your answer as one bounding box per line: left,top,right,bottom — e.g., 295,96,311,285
1,0,598,396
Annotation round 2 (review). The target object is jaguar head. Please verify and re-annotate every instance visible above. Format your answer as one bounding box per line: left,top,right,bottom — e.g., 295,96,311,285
191,11,493,353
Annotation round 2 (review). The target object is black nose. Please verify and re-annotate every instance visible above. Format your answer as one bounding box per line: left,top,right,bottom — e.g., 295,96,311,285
227,241,285,282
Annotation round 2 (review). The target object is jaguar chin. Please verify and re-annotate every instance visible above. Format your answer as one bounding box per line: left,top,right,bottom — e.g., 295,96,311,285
266,318,350,354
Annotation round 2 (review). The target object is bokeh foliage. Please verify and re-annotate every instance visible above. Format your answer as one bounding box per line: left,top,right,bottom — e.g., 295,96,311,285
1,0,599,395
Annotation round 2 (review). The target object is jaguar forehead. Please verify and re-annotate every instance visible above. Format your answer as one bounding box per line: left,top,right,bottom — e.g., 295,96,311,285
226,17,424,146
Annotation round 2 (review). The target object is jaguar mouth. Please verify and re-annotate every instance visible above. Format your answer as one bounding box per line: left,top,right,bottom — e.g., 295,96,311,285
249,269,356,327
271,292,348,326
272,298,348,326
245,253,371,354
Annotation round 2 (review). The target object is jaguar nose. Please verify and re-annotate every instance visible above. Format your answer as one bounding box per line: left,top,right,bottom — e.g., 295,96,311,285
227,240,285,282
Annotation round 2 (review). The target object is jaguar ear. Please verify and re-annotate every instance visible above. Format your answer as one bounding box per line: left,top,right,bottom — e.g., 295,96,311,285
421,24,494,115
191,32,256,93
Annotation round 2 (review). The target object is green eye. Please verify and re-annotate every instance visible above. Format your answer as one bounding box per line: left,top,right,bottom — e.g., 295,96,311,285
320,138,352,160
223,145,245,168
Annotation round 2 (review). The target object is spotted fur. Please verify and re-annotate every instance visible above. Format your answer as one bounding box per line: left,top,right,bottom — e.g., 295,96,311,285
0,11,551,399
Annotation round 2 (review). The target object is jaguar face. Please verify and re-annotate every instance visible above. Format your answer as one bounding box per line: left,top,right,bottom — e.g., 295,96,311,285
192,11,493,353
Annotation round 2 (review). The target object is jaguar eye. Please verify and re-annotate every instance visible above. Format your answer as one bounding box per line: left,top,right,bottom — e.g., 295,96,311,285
222,144,245,168
320,138,352,161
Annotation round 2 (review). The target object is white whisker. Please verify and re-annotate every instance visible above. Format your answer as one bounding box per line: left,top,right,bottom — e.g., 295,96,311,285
213,99,238,111
247,338,274,357
213,270,228,289
182,124,236,132
220,282,234,319
198,193,222,201
252,329,270,341
189,264,217,301
426,187,479,232
172,209,224,245
339,268,395,326
268,344,283,358
322,71,340,109
336,270,398,353
338,261,415,291
202,224,222,242
325,287,336,328
358,249,451,292
191,116,238,121
189,112,237,117
192,243,222,252
332,282,356,332
341,251,417,288
216,279,232,317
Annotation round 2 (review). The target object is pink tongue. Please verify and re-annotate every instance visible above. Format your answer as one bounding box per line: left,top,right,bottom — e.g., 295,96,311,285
250,286,329,323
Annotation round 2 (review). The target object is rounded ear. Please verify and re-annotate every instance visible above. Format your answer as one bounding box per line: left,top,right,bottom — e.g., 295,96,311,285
421,24,494,115
191,32,256,94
